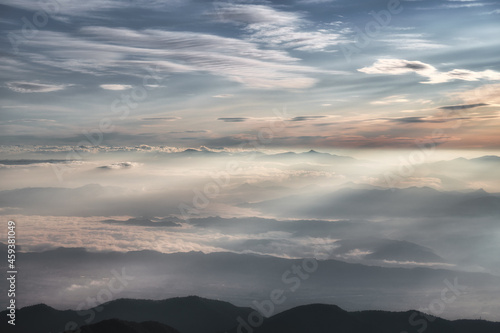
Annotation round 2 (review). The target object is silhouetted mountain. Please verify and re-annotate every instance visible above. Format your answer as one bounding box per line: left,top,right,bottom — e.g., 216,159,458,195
177,148,219,156
0,184,124,216
247,186,500,218
67,319,180,333
431,155,500,167
247,305,500,333
452,196,500,216
5,299,500,333
258,150,358,163
5,247,500,323
252,304,378,333
0,296,253,333
423,156,500,191
2,303,81,333
468,156,500,163
332,238,445,263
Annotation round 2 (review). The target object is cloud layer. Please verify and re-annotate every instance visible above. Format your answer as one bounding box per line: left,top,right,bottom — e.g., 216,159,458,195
6,82,69,93
358,59,500,84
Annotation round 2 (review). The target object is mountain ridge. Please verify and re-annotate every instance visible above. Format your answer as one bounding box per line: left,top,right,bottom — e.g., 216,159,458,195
2,297,499,333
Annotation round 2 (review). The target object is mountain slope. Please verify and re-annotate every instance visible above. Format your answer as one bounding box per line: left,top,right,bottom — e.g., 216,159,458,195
248,305,500,333
5,247,500,320
247,186,500,218
68,319,180,333
7,299,500,333
0,296,254,333
253,304,379,333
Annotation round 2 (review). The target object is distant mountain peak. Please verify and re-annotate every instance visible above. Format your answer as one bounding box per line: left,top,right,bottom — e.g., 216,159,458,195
293,303,346,313
472,155,500,162
23,303,56,311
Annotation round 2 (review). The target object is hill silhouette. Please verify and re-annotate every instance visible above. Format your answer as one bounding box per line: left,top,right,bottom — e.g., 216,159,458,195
248,186,500,218
67,319,180,333
2,297,499,333
0,296,253,333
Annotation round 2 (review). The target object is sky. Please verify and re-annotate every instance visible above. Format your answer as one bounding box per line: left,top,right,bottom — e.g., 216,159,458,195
1,0,500,322
1,0,500,149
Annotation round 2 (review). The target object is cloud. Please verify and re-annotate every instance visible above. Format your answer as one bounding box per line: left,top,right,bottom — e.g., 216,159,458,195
211,3,347,52
371,95,409,105
388,116,470,124
217,117,248,122
97,162,138,169
102,217,181,227
0,159,81,171
390,117,434,123
358,59,436,75
1,0,179,17
379,33,446,50
0,159,70,165
100,84,133,90
291,116,327,121
141,117,180,121
453,83,500,105
296,0,335,4
1,105,29,109
439,103,489,110
444,2,490,8
211,3,301,25
213,94,234,98
18,27,327,89
358,59,500,84
170,130,209,134
6,81,68,93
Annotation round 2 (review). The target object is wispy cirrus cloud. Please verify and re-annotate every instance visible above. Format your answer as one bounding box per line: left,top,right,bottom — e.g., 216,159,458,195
296,0,335,4
213,94,234,98
443,0,492,9
452,83,500,105
439,103,489,110
211,3,347,52
6,81,69,93
97,162,139,170
358,59,500,84
291,116,327,121
141,117,181,121
370,95,409,105
1,0,182,17
388,116,470,124
218,117,248,122
100,84,133,90
379,33,447,50
211,3,301,25
16,27,329,89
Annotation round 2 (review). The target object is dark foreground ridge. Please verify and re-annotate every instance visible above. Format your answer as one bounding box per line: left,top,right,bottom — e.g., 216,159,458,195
1,296,499,333
71,319,180,333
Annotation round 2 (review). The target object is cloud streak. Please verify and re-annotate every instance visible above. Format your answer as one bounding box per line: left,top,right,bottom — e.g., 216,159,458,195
212,3,347,52
6,81,69,93
388,116,470,123
15,27,330,89
291,116,328,122
100,84,133,90
358,59,500,84
439,103,489,110
217,117,248,122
